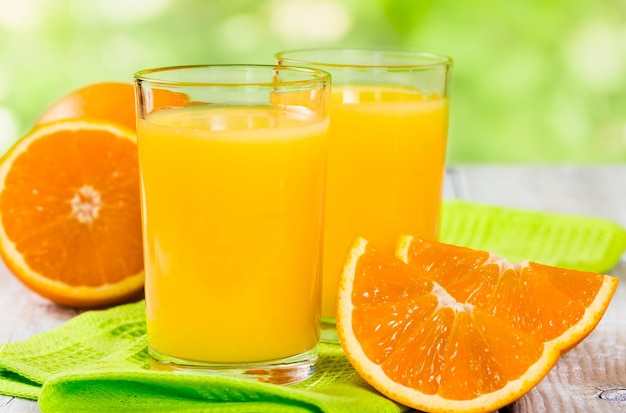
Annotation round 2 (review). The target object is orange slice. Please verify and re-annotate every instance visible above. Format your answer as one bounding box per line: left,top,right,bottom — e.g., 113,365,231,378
0,119,144,307
336,236,617,413
396,236,618,352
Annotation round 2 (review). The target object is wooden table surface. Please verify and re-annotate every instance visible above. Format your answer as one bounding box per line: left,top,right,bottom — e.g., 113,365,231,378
1,165,625,413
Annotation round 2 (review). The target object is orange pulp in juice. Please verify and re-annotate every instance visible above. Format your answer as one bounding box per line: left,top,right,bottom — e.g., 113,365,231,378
138,105,327,363
322,86,449,319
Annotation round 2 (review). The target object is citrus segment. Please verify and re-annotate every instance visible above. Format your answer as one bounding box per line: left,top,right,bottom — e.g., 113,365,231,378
397,235,618,350
337,236,617,413
0,119,144,307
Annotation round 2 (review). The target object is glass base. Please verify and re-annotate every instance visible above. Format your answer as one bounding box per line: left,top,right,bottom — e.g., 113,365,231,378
149,345,318,385
321,318,339,344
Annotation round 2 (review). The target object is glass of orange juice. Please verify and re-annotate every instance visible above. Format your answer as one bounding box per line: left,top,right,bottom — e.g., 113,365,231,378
275,49,452,342
134,65,331,384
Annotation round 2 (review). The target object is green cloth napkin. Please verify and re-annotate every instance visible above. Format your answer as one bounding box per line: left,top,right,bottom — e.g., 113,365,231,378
440,200,626,273
0,301,407,413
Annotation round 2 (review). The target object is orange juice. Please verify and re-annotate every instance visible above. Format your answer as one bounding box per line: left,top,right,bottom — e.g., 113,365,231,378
322,86,449,319
138,104,327,363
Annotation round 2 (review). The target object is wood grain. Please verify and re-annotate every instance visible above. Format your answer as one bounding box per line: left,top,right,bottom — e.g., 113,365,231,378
503,259,626,413
451,166,626,413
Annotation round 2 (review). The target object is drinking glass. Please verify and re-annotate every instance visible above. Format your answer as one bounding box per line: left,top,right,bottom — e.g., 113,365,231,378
134,65,331,384
276,49,452,342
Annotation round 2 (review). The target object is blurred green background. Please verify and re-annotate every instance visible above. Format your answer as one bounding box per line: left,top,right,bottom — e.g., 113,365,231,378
0,0,625,163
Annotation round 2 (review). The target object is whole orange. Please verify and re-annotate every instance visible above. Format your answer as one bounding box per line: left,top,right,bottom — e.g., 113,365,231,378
37,82,137,131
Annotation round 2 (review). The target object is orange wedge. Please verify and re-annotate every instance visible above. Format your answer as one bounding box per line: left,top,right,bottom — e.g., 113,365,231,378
336,236,617,413
0,119,144,307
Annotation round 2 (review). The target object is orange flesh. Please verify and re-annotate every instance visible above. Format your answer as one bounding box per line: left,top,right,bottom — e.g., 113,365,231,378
1,129,143,286
405,239,606,342
351,244,546,400
338,236,617,411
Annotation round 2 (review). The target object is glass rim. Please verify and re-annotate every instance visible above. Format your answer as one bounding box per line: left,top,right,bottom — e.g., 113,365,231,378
275,48,453,69
134,64,332,87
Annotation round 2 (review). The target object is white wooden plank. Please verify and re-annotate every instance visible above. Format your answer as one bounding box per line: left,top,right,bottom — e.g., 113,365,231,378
0,398,39,413
506,258,626,413
456,166,626,413
0,255,77,413
451,165,626,226
0,260,78,342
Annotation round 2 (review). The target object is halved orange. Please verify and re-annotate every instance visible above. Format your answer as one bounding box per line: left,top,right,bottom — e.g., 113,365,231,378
336,236,618,413
0,119,144,307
